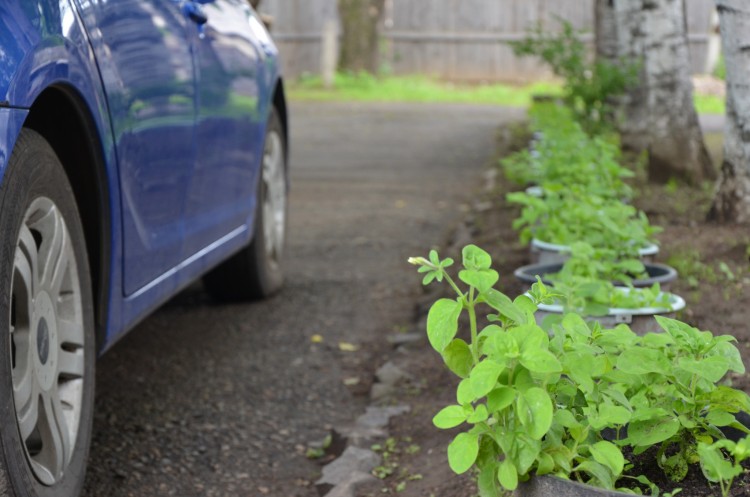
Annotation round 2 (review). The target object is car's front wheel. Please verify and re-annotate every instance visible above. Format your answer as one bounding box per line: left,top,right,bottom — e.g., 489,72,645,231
0,129,95,497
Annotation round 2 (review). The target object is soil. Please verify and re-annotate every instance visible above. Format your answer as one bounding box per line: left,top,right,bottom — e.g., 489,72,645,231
374,121,750,497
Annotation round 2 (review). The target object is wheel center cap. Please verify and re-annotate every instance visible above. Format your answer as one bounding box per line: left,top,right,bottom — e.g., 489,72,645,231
33,291,58,392
37,318,50,365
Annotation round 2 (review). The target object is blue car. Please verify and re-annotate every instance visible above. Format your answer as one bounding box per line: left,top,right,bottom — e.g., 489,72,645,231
0,1,288,494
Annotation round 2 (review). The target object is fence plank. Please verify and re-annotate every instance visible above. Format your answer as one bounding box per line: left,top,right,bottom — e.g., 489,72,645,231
260,0,714,81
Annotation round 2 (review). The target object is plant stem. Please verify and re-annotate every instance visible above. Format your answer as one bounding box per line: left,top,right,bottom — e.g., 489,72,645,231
442,271,465,302
468,286,479,364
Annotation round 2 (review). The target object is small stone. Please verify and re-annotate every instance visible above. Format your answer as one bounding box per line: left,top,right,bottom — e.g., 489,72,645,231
369,383,394,401
322,471,381,497
374,361,409,386
337,424,386,448
315,447,381,495
356,406,410,431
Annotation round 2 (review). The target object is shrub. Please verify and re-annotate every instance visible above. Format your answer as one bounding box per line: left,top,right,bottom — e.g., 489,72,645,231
508,19,638,134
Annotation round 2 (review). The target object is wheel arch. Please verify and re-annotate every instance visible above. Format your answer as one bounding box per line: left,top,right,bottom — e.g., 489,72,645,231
22,85,111,353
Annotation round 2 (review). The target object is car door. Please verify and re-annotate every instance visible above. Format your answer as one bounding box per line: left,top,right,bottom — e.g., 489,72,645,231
182,0,266,257
75,0,199,295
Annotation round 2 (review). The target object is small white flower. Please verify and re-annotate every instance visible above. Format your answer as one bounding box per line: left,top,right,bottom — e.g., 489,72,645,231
407,257,429,266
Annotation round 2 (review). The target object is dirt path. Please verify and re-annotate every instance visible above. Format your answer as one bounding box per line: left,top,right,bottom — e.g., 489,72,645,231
81,102,523,497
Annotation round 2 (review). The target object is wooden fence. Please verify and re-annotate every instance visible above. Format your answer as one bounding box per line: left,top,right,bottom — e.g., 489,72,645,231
259,0,717,81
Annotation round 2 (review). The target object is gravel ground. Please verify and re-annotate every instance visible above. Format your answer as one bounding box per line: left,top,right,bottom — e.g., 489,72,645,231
81,102,523,497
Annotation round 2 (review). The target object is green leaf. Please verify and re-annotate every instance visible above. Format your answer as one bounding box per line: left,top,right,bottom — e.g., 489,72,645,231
513,367,535,393
459,268,499,293
733,437,750,461
470,360,505,398
483,289,527,325
708,386,750,414
561,312,592,338
516,434,541,474
628,417,680,447
590,441,624,476
642,332,674,348
520,388,553,440
497,458,518,490
462,244,492,270
616,348,669,375
698,442,741,483
520,348,562,374
713,340,745,374
448,433,479,474
678,356,729,383
554,409,580,429
443,339,473,378
477,464,501,497
575,461,614,489
662,453,689,482
490,331,519,361
537,452,555,475
426,299,462,352
433,405,467,429
510,323,549,353
468,404,489,424
598,403,631,426
457,378,474,404
513,294,537,315
516,394,530,428
487,387,516,413
706,409,736,427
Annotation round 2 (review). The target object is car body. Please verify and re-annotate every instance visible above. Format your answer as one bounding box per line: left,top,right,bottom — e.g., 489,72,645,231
0,1,287,494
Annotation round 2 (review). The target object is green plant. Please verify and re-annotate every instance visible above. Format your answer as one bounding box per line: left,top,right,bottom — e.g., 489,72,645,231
500,103,634,197
667,249,718,289
548,275,671,318
556,242,647,283
698,436,750,497
507,189,659,257
409,245,749,495
508,19,638,134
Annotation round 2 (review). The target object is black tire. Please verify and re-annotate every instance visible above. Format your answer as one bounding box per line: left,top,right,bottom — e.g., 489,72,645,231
203,107,287,302
0,129,95,497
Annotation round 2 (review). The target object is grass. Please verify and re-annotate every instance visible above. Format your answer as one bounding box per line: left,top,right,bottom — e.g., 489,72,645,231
288,72,562,107
289,72,726,115
694,94,725,115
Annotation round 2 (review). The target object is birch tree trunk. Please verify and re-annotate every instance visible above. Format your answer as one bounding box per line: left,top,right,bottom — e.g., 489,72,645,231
598,0,714,184
337,0,385,74
708,1,750,222
595,0,618,60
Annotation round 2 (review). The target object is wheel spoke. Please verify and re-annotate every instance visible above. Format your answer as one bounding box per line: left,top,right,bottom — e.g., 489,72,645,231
17,391,39,441
57,318,84,348
37,208,68,295
16,225,39,295
13,355,35,414
14,244,35,315
58,349,84,378
40,390,71,477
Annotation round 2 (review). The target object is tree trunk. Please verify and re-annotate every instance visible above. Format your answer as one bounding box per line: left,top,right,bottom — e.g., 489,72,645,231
708,0,750,222
600,0,715,185
595,0,618,60
337,0,385,73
